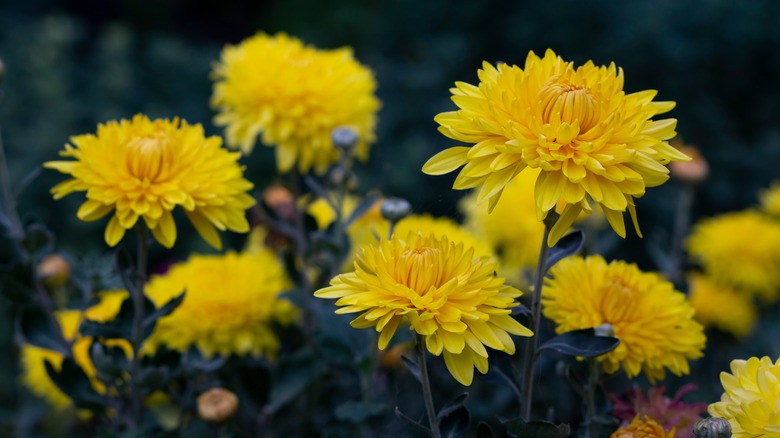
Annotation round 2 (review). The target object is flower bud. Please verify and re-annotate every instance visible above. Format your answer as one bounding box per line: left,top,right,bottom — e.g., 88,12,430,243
670,145,709,185
37,254,70,287
331,127,359,151
197,387,239,423
693,417,732,438
262,185,295,222
380,198,412,223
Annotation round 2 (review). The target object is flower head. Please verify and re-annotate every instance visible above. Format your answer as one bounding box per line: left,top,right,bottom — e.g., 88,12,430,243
211,32,380,174
144,251,298,358
708,356,780,437
20,290,129,408
314,231,532,385
44,114,255,249
542,256,706,382
687,211,780,302
759,181,780,219
611,385,707,437
423,49,688,245
688,273,757,338
611,416,676,438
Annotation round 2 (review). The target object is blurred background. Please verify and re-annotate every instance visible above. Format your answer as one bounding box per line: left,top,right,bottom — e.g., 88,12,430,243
1,0,779,432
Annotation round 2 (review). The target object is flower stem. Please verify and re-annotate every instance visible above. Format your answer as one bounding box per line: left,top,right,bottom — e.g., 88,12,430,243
130,224,149,429
520,220,553,421
665,184,695,283
584,358,600,438
415,334,441,438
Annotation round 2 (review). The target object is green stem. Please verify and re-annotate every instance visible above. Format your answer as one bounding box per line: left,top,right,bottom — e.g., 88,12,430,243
584,358,600,438
130,224,149,429
415,334,441,438
665,184,694,283
520,222,552,421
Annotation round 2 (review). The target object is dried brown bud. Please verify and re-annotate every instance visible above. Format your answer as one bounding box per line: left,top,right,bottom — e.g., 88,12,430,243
379,344,407,369
693,417,732,437
670,145,709,185
37,254,70,286
262,185,295,222
197,388,239,423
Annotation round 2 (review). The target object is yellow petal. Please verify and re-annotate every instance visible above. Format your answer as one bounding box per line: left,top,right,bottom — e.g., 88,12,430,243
422,147,470,175
150,211,177,249
104,215,126,247
185,210,222,250
443,350,474,386
77,200,114,222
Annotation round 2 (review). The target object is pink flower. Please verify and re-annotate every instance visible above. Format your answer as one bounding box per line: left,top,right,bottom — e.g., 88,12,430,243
611,384,707,437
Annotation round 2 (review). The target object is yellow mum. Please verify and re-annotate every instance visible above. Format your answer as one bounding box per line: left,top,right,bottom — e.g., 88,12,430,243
688,273,757,338
20,291,129,408
759,181,780,219
611,415,675,438
687,211,780,302
211,32,380,174
542,256,705,382
423,49,688,246
44,115,255,250
314,231,532,386
144,251,298,358
709,356,780,437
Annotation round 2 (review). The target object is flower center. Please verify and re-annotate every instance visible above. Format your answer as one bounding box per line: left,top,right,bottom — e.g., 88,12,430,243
126,135,169,182
538,79,600,132
401,246,441,294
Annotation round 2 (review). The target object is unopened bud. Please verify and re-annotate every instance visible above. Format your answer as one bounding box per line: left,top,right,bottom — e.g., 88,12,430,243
670,145,709,185
262,185,295,222
594,323,615,338
331,127,359,151
197,388,239,423
693,417,732,438
380,198,412,223
379,344,406,369
37,254,70,286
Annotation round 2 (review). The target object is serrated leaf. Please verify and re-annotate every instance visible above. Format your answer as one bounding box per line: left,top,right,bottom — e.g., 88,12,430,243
334,401,385,423
19,307,70,354
538,328,620,358
401,354,422,384
344,194,380,227
45,357,106,410
142,291,184,338
90,341,128,382
79,295,135,340
545,230,584,271
395,406,430,434
500,417,570,438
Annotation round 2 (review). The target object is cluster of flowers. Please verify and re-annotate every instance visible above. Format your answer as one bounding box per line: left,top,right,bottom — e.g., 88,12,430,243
25,31,779,436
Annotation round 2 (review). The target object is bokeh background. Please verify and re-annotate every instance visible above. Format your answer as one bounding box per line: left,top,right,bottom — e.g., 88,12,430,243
1,0,779,432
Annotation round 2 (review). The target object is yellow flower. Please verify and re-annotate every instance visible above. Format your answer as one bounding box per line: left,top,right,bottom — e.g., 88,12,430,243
708,356,780,437
423,49,688,246
542,256,705,382
688,273,757,338
611,415,676,438
211,32,380,174
314,231,532,385
44,115,255,250
759,181,780,219
687,211,780,302
144,251,298,358
20,290,130,408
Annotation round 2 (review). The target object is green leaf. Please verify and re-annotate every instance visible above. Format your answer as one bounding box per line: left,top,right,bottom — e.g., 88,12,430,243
90,341,129,382
136,367,168,392
476,421,495,438
436,392,468,421
334,401,386,423
19,307,70,354
344,194,380,227
538,328,620,358
500,417,570,438
395,406,430,435
401,354,422,384
545,230,584,271
79,295,135,340
142,291,185,338
45,357,106,411
438,394,470,438
268,348,328,412
478,362,521,402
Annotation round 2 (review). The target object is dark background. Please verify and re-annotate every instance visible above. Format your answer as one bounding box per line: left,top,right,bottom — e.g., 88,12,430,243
1,0,779,430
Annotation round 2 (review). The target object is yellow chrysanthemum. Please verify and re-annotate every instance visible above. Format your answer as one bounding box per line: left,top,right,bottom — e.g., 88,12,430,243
759,181,780,219
708,356,780,437
211,32,380,174
314,231,532,386
687,211,780,302
611,415,676,438
423,49,688,246
20,290,130,408
542,256,705,382
44,115,255,250
144,251,298,358
688,273,757,338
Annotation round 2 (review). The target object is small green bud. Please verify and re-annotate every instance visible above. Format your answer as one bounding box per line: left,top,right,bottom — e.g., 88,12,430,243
594,323,615,338
380,198,412,223
693,417,732,438
331,127,358,151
